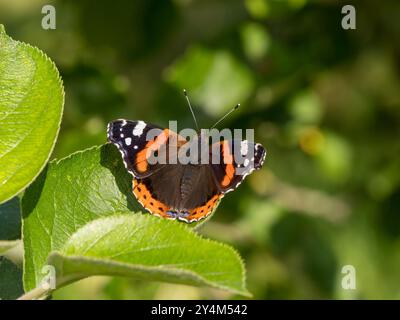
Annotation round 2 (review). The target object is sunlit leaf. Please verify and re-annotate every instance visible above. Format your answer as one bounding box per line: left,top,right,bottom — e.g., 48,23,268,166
49,214,249,296
22,144,138,291
0,24,64,204
22,144,241,294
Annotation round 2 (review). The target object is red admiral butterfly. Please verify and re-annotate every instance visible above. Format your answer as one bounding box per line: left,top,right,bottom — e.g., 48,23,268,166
107,91,266,223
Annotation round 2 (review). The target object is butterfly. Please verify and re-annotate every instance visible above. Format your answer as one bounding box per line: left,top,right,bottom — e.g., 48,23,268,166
107,92,266,223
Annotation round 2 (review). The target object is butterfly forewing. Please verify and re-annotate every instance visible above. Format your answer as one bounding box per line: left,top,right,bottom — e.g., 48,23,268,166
210,140,266,193
107,120,187,178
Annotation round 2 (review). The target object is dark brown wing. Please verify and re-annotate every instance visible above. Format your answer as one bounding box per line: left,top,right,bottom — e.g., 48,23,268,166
134,164,222,223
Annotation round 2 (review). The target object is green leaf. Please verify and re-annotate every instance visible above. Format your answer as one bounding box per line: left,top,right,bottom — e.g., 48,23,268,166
22,144,247,295
49,214,249,296
0,24,64,204
0,197,21,241
0,256,24,299
22,144,139,291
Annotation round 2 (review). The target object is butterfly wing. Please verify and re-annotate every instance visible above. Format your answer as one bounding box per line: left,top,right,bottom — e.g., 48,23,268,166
132,165,222,223
107,119,186,178
210,140,266,193
108,120,266,223
134,163,223,222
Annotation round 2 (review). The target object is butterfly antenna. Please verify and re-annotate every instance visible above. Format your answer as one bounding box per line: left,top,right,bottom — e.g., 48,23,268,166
210,104,240,130
183,89,199,131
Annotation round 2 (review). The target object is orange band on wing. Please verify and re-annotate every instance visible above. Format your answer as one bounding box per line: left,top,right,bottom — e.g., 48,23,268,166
221,141,235,187
133,179,171,217
186,194,222,221
135,129,171,173
133,179,222,223
136,151,149,172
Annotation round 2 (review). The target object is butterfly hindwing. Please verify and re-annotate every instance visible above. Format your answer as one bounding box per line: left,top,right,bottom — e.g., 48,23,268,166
133,164,223,223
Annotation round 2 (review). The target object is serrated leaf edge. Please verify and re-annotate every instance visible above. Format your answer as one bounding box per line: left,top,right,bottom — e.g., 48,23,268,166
49,213,250,297
0,24,65,204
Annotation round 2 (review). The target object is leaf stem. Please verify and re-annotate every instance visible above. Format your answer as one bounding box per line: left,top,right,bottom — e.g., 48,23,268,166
17,286,50,300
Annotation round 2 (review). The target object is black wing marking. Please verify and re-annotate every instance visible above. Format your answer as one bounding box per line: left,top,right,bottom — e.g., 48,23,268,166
210,140,266,193
107,119,189,179
107,119,164,178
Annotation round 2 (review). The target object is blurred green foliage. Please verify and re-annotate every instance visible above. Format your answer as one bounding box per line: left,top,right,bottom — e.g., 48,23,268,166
1,0,399,299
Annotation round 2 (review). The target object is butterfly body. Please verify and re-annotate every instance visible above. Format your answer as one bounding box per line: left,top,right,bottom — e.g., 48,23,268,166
107,119,266,223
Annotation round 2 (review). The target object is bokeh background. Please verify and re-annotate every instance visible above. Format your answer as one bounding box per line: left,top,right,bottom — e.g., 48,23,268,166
1,0,400,299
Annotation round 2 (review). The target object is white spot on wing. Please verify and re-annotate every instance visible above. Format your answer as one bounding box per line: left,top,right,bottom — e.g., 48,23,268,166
125,137,132,145
133,121,146,136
